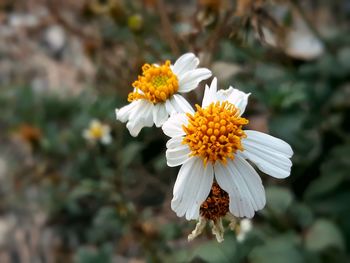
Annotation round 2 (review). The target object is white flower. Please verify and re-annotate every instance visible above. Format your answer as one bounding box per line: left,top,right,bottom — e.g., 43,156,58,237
115,53,212,137
83,119,112,145
236,219,252,242
162,77,293,221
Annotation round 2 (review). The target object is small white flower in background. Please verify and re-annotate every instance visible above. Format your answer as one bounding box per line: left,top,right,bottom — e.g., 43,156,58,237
115,53,212,136
236,219,252,242
83,119,112,145
162,77,293,242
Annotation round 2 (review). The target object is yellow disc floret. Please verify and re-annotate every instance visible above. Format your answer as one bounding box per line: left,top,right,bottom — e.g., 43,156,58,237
128,60,179,104
89,124,104,139
183,101,248,165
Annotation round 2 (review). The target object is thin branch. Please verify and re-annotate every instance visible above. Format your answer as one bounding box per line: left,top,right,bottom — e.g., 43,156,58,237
46,0,101,46
156,0,180,55
201,11,232,66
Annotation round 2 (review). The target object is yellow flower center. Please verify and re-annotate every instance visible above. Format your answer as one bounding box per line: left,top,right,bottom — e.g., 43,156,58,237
89,125,104,139
128,60,179,104
183,101,248,165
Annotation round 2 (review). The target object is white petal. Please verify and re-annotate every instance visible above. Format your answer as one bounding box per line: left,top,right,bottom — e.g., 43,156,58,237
215,87,232,102
171,157,213,220
201,77,218,108
215,156,265,218
126,120,144,137
166,144,191,167
172,53,199,76
169,97,182,113
127,100,150,123
215,162,251,218
153,103,168,127
101,134,112,145
244,130,293,157
140,101,154,127
178,68,212,93
165,99,177,115
186,163,214,220
90,119,101,127
166,136,184,149
125,101,154,137
241,130,293,178
115,100,140,123
233,157,266,210
165,136,191,167
162,113,188,138
171,94,194,114
216,86,250,115
172,157,196,197
227,87,250,115
82,130,92,140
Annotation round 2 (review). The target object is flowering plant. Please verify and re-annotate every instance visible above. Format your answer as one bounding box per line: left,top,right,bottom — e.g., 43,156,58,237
116,59,293,243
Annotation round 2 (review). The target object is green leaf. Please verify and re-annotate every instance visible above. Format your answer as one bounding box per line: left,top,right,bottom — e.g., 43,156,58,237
266,186,294,215
160,223,181,240
75,244,113,263
289,203,314,228
254,64,287,82
119,142,144,167
249,236,304,263
69,180,97,200
191,235,238,263
337,47,350,71
269,113,306,145
305,144,350,200
305,219,345,252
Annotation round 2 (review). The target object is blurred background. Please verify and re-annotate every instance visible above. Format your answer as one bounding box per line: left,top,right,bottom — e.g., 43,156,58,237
0,0,349,262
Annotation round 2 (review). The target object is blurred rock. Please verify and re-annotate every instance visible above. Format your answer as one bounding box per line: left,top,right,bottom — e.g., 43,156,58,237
0,157,6,181
0,215,16,247
212,61,242,82
44,25,66,55
8,13,39,28
262,4,325,60
284,23,324,60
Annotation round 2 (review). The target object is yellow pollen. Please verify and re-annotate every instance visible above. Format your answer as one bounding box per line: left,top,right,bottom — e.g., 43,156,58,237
183,101,248,165
128,60,179,104
89,126,104,139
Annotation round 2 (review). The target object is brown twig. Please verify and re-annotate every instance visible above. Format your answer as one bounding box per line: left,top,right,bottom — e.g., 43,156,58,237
46,0,101,46
201,11,232,66
156,0,180,55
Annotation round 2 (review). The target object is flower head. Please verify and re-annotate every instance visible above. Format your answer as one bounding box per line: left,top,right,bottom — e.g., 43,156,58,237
162,77,293,223
116,53,212,136
83,119,112,145
188,182,231,242
188,182,252,243
183,101,248,165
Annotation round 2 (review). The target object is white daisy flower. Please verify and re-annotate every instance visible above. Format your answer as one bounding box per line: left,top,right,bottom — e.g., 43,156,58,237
162,77,293,222
83,119,112,145
115,53,212,137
